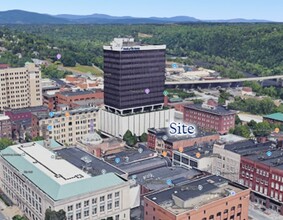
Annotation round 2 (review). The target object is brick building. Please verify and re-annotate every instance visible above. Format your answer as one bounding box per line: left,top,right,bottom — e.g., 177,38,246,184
240,146,283,215
0,115,11,139
213,139,283,215
144,175,250,220
43,92,57,111
56,90,103,110
4,106,48,140
183,99,236,134
147,127,219,156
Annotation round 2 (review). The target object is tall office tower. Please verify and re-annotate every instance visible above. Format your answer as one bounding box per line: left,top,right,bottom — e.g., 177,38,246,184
0,63,42,110
103,38,166,115
100,38,174,137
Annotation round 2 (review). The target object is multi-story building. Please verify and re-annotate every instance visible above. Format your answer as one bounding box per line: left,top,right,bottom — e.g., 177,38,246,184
0,114,11,138
0,63,42,110
100,38,174,137
0,143,131,220
144,175,250,220
183,99,236,134
240,146,283,214
212,140,258,182
212,139,283,215
4,106,48,140
31,107,99,145
147,127,219,154
56,90,104,110
103,38,166,114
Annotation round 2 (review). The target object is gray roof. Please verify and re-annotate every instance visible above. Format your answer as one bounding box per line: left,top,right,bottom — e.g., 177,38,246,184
132,166,204,191
55,147,126,176
224,140,283,169
145,175,231,205
184,104,235,116
148,127,217,144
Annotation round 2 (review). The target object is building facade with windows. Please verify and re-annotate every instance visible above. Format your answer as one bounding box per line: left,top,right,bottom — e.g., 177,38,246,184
0,63,42,110
103,38,166,114
144,175,250,220
0,114,11,138
100,38,174,137
0,143,131,220
212,139,283,215
31,107,99,145
183,100,236,135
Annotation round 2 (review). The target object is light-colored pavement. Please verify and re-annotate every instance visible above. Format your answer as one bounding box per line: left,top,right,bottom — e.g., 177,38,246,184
0,199,22,220
248,203,282,220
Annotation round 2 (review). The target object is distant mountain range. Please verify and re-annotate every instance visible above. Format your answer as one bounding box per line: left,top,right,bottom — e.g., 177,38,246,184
0,10,274,24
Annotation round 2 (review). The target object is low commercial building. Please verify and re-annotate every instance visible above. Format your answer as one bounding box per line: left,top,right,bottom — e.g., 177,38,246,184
56,90,103,110
263,113,283,126
0,115,11,138
172,143,215,172
148,127,219,155
183,99,236,134
31,107,99,145
0,143,131,220
144,175,250,220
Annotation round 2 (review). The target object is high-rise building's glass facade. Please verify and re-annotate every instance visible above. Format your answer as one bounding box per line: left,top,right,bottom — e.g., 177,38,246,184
103,39,166,114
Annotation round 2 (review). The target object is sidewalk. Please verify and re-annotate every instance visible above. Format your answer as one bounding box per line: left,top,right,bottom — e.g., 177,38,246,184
0,199,22,220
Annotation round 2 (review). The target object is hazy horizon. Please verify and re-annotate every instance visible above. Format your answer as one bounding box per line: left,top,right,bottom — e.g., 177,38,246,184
1,0,283,22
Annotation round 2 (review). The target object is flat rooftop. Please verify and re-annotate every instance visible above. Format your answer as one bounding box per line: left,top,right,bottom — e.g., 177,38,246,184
104,144,156,165
132,166,204,191
175,143,214,159
145,175,247,215
184,104,235,116
33,106,99,120
1,143,126,200
59,90,98,97
224,140,283,169
148,127,218,144
4,106,48,114
55,147,126,176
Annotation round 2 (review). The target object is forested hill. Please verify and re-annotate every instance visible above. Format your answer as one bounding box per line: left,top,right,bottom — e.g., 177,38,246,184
0,24,283,78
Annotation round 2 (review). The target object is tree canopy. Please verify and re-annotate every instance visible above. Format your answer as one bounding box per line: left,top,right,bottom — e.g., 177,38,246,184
0,138,13,150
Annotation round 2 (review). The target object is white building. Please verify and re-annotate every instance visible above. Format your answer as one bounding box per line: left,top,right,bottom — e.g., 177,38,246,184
99,108,175,138
0,143,131,220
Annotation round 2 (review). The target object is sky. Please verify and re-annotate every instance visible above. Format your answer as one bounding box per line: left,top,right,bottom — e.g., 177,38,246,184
1,0,283,22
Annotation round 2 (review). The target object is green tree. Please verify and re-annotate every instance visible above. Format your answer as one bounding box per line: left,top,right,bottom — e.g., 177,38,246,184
140,133,148,142
45,208,66,220
61,52,76,67
253,122,271,137
232,125,251,138
247,120,257,129
193,99,204,104
123,130,133,142
0,138,13,150
12,215,29,220
32,136,45,141
235,115,241,125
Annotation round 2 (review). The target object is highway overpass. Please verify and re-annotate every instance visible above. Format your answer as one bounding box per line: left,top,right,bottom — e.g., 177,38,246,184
165,75,283,85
